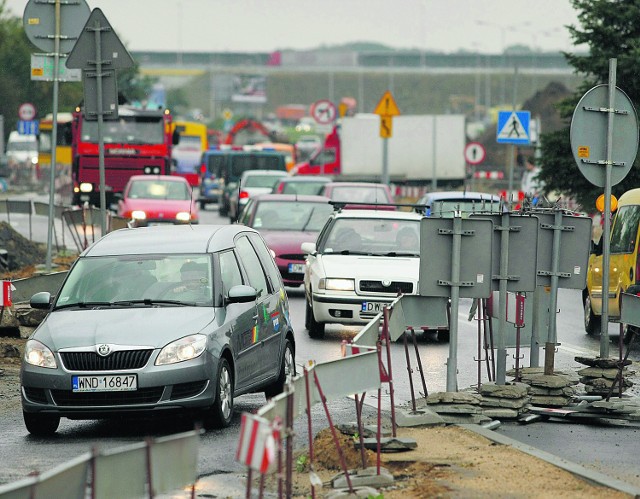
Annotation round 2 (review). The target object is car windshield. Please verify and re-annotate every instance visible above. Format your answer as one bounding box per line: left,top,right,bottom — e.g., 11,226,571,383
127,179,190,200
329,186,390,204
252,200,333,231
81,117,165,144
320,218,420,255
55,254,213,307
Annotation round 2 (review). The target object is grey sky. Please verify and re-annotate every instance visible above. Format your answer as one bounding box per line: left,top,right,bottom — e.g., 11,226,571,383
8,0,583,54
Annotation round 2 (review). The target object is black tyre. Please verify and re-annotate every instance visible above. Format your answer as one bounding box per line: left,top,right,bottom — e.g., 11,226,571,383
264,339,295,399
219,202,228,217
205,358,234,429
584,294,601,335
305,296,325,339
199,200,206,210
23,411,60,436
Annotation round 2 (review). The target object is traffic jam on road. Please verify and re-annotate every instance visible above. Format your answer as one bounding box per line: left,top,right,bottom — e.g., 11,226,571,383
3,1,640,496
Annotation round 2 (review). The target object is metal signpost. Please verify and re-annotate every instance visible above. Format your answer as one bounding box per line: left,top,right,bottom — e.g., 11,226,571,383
66,8,134,235
471,213,539,384
373,91,400,186
23,0,90,271
419,216,493,391
570,58,639,359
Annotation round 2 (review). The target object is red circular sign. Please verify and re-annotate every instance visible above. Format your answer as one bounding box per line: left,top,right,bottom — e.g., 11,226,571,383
310,100,337,125
464,142,486,165
18,102,36,121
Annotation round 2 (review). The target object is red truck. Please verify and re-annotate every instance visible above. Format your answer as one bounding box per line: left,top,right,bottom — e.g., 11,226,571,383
71,105,174,207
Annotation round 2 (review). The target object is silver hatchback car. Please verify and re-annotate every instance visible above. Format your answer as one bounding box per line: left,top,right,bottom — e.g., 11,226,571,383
21,225,295,435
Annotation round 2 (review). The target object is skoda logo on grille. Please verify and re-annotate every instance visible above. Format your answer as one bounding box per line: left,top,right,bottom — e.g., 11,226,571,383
97,344,111,357
382,280,392,287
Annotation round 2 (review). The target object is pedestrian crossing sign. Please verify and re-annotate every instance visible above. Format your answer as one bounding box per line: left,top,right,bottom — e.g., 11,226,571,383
497,110,531,145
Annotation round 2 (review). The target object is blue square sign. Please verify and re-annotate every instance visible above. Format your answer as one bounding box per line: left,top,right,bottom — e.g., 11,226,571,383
497,111,530,145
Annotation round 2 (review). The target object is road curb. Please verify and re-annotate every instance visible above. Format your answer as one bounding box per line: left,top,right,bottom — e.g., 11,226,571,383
461,423,640,497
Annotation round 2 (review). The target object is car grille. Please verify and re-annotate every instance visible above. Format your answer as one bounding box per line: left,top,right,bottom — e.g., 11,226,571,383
170,381,207,400
51,387,164,406
359,280,414,294
60,350,153,371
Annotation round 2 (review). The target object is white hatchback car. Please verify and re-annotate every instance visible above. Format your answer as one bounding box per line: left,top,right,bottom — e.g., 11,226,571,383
301,208,423,338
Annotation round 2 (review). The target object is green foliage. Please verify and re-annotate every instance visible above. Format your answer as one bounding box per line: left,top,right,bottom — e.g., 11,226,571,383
539,0,640,212
295,453,309,473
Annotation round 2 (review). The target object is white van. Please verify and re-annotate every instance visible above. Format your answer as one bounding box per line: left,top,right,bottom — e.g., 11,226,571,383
6,131,38,166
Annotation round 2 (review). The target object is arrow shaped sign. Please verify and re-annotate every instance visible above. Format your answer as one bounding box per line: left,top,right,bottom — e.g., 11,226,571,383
373,90,400,117
66,8,134,70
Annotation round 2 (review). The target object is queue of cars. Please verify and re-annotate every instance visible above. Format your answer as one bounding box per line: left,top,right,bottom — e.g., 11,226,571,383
23,174,507,433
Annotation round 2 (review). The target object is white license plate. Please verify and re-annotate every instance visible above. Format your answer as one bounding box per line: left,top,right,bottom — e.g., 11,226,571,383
361,301,386,313
288,263,305,274
72,374,137,392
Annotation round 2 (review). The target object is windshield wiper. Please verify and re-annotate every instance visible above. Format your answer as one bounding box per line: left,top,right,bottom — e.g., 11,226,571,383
54,301,114,311
384,251,420,257
112,299,194,307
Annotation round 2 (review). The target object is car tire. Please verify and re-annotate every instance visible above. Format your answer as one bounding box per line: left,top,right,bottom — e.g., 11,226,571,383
199,200,206,210
205,358,234,429
219,203,228,217
23,411,60,436
264,339,295,399
584,294,601,335
306,296,325,339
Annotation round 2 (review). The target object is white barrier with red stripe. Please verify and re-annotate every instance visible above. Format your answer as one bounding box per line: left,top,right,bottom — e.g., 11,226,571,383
235,413,277,474
1,281,12,307
473,170,504,179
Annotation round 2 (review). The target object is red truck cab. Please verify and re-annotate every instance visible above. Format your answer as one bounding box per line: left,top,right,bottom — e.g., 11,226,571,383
292,126,340,176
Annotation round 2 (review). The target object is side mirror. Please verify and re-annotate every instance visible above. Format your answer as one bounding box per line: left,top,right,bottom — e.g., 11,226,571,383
301,242,316,255
227,284,257,304
172,130,180,146
30,291,52,310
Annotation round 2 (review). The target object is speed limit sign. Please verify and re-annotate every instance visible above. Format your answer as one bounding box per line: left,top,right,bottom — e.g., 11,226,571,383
464,142,486,165
18,102,36,121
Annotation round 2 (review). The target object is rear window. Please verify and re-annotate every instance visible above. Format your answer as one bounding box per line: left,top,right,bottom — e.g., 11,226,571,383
205,154,227,177
610,205,640,254
229,154,286,178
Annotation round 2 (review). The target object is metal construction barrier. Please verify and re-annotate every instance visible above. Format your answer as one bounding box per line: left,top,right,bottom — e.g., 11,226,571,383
0,429,202,499
61,206,129,251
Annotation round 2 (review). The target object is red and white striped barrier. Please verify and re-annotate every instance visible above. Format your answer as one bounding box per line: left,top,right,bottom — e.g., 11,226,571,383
473,170,504,179
1,281,12,307
235,413,277,474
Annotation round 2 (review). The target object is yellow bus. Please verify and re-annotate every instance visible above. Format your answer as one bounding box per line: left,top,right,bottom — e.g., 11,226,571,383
171,120,208,186
38,112,73,170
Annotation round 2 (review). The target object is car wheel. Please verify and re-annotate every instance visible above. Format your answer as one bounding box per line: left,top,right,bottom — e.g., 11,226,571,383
199,200,206,210
264,339,295,399
219,203,228,217
584,294,601,335
205,358,234,429
23,411,60,436
306,295,325,339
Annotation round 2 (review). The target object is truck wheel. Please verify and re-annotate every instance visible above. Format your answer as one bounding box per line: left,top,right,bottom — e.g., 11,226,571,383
306,296,325,339
584,295,601,335
199,200,207,210
23,411,60,436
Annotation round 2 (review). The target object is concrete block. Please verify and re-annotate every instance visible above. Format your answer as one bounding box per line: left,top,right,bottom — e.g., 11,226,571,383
396,407,445,427
331,467,394,489
326,485,382,498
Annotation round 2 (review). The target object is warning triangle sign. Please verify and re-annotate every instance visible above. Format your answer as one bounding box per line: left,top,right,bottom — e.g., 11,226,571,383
497,112,529,141
66,8,134,70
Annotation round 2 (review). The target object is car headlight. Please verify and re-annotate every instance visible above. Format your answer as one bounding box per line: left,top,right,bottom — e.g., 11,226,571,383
79,182,93,193
319,278,355,291
31,156,38,165
24,340,57,369
131,210,147,220
175,211,191,222
156,334,207,365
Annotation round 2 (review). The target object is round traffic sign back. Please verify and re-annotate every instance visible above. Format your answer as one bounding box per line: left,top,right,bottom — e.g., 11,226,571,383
23,0,90,54
570,84,639,187
464,142,486,165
